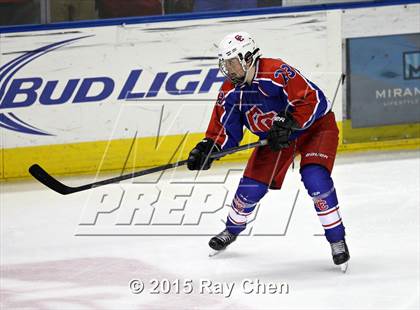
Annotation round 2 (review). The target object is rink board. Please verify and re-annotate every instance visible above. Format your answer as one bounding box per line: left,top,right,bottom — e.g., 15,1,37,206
0,2,419,179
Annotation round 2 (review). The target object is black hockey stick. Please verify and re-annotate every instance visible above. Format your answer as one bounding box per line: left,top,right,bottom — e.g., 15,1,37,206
29,139,268,195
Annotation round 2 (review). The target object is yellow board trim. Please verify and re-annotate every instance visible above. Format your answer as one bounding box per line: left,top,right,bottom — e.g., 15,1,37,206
1,121,419,180
340,120,420,144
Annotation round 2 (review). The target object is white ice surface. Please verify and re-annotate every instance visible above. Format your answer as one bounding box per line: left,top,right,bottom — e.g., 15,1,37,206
1,151,419,310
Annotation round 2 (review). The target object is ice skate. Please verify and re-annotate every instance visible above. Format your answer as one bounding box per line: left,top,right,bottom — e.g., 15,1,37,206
208,229,237,256
330,239,350,273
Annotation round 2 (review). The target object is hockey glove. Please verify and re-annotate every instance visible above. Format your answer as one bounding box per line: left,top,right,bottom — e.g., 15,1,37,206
267,113,299,151
187,138,221,170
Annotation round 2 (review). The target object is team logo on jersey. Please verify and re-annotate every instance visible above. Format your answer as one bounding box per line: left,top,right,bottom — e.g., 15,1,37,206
245,106,277,132
315,199,328,211
235,35,244,42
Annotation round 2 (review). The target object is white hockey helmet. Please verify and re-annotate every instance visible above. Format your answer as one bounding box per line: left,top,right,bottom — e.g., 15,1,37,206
218,32,261,84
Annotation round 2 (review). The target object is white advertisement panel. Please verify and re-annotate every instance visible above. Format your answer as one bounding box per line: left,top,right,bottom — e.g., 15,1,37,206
0,10,337,148
1,3,418,179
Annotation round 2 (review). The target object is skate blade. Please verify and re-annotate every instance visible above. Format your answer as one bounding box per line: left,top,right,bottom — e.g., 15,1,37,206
340,262,349,273
209,249,225,257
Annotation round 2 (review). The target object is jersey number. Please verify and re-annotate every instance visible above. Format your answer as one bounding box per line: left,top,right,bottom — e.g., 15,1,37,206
274,64,296,83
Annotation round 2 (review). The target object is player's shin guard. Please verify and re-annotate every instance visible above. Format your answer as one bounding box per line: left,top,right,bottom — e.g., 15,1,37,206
226,177,268,235
301,164,345,243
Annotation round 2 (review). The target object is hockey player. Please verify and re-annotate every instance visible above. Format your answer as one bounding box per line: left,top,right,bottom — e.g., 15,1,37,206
187,32,350,268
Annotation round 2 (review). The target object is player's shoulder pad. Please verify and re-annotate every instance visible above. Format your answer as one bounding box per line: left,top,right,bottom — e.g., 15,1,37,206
254,58,290,96
256,58,288,86
216,79,237,106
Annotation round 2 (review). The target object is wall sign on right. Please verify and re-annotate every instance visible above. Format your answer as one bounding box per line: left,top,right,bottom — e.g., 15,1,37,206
346,33,420,129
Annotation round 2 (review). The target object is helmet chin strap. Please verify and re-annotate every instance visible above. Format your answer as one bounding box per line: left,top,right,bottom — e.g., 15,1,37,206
237,57,258,86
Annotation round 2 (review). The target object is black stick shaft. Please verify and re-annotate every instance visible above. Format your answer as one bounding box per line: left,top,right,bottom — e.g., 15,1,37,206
29,139,267,195
210,139,267,159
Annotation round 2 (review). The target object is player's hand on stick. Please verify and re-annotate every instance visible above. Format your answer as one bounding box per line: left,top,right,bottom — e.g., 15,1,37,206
187,138,221,170
267,113,299,151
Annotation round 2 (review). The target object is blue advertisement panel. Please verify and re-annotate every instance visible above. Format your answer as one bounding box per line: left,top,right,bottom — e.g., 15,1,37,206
347,33,420,128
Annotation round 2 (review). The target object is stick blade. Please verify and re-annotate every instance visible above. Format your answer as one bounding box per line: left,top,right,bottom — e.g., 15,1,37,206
29,164,75,195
